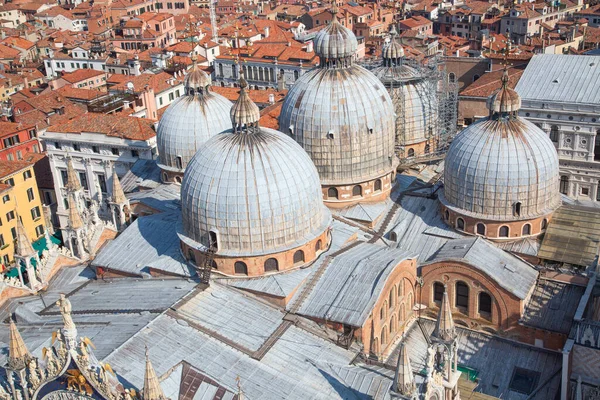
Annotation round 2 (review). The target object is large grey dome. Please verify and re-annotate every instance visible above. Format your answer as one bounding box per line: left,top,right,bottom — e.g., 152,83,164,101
156,65,232,173
179,127,331,257
279,15,396,187
442,79,560,221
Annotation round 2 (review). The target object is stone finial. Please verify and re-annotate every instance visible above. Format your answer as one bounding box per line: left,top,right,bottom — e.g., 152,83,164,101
65,157,81,192
8,319,30,371
111,169,127,205
433,286,456,342
392,343,417,397
14,216,35,257
67,193,83,230
143,347,167,400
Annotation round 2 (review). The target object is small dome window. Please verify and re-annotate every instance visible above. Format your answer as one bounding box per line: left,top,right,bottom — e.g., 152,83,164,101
326,130,334,139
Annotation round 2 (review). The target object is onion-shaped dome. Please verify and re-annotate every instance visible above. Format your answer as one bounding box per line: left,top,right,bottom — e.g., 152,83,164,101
442,70,560,221
279,8,396,187
313,4,358,64
156,59,232,174
381,26,405,65
180,80,331,258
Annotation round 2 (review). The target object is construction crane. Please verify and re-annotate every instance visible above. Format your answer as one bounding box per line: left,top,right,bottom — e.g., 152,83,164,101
210,0,218,43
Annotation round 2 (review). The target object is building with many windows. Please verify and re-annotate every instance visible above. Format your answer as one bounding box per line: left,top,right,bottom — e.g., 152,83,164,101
40,113,156,229
0,122,40,161
515,54,600,202
0,159,46,268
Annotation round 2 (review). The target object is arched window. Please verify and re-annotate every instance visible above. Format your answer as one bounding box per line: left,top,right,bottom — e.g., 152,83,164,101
476,223,485,235
374,179,382,192
380,305,385,321
293,250,305,264
407,292,413,310
176,156,183,169
560,176,569,195
352,185,362,197
389,287,396,308
448,72,456,83
390,316,396,333
315,239,322,252
234,261,248,275
522,224,531,235
479,292,492,315
456,217,465,230
389,232,398,241
381,327,388,345
175,176,182,184
499,225,509,237
550,125,559,142
425,144,430,153
161,172,168,182
264,258,279,272
294,70,299,80
400,306,405,323
455,281,469,310
513,202,521,217
218,63,223,77
328,187,338,199
433,282,444,303
542,219,548,230
407,148,415,157
444,210,450,221
188,249,196,263
473,74,480,82
209,230,218,250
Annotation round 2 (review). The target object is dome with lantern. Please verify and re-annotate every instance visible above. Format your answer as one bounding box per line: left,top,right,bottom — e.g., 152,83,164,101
179,77,332,277
156,59,232,183
278,5,396,206
440,70,560,239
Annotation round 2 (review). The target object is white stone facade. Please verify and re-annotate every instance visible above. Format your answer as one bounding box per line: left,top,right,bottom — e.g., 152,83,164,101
519,101,600,202
40,132,156,229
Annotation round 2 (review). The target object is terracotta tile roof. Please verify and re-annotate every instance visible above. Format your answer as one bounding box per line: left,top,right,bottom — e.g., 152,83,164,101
47,113,156,141
56,86,108,101
0,122,30,136
60,69,106,83
460,66,524,97
111,72,184,94
0,44,20,59
259,102,282,130
399,16,432,29
0,159,32,178
1,36,35,50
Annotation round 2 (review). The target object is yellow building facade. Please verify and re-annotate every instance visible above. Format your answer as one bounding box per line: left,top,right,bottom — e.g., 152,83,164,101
0,160,45,269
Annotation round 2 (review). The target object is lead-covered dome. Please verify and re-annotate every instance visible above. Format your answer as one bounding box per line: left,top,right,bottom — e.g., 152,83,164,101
279,7,396,198
313,5,357,61
180,81,331,263
157,61,232,180
442,71,560,222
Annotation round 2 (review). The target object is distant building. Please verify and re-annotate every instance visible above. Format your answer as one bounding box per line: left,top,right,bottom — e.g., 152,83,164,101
0,122,40,161
516,54,600,202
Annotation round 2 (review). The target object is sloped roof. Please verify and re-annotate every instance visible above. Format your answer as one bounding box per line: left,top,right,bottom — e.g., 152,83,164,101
423,236,538,300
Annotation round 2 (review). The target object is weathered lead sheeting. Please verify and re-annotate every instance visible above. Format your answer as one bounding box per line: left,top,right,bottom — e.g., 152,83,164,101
538,204,600,266
521,278,585,334
120,159,162,193
442,116,561,221
422,237,538,300
224,266,312,298
104,314,387,400
390,319,562,400
157,88,232,172
92,211,195,277
126,183,181,213
337,199,391,224
496,237,541,257
291,242,415,327
180,127,331,256
279,66,396,186
515,54,600,105
176,283,285,352
386,196,459,263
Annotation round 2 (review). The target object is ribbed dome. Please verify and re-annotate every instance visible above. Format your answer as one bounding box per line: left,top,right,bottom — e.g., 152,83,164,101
230,78,260,130
487,72,521,114
179,127,332,257
184,60,211,93
157,68,232,172
442,114,560,221
382,26,404,61
279,65,396,185
313,7,357,62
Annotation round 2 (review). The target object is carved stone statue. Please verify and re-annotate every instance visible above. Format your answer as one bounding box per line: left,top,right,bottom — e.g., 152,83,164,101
0,384,10,400
27,359,41,388
56,294,75,330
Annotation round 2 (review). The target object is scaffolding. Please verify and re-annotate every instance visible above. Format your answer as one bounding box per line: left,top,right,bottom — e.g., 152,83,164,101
361,54,458,165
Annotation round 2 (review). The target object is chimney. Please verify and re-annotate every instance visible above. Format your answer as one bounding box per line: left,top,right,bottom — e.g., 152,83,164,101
306,40,313,52
263,26,270,38
268,93,275,104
